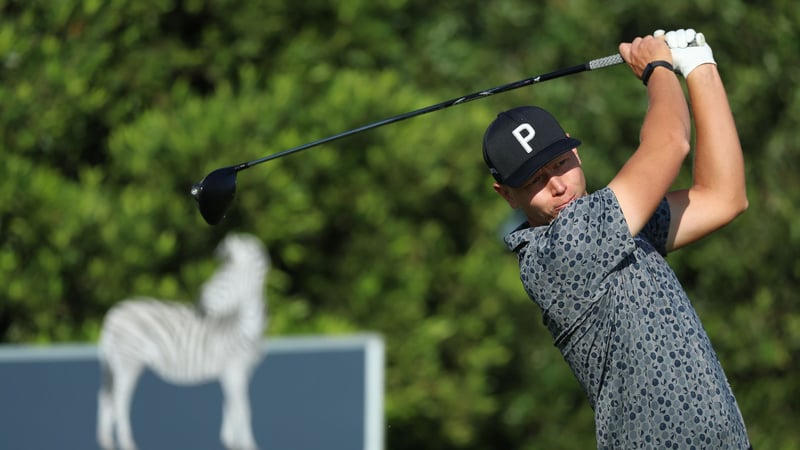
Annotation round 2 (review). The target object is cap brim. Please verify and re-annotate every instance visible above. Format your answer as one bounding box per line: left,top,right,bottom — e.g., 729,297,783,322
505,137,581,187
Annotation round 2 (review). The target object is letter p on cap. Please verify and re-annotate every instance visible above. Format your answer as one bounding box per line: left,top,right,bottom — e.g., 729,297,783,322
512,123,535,153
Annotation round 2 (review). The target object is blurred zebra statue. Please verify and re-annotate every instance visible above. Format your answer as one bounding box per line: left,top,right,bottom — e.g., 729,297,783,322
96,233,269,450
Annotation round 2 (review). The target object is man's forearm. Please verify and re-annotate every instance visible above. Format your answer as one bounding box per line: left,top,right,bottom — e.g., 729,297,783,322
687,64,748,210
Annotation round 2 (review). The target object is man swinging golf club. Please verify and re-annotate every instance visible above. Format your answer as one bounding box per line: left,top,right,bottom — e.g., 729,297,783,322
483,29,751,448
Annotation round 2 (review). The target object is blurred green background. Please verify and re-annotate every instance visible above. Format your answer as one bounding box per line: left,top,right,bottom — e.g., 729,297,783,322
1,0,798,448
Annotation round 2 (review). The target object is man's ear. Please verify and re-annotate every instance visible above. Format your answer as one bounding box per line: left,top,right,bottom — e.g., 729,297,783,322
493,182,519,209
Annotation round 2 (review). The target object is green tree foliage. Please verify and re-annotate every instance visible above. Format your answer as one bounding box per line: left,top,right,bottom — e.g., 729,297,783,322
1,0,798,448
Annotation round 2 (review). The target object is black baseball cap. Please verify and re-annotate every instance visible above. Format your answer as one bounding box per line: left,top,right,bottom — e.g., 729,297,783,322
482,106,581,187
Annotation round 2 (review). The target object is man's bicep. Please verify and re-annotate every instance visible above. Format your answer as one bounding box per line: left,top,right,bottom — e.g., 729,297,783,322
665,188,734,251
608,148,686,238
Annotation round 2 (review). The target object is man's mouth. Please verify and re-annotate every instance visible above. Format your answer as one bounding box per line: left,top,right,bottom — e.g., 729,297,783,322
555,196,575,212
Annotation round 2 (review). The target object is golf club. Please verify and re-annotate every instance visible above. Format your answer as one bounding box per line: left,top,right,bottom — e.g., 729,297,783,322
191,53,625,225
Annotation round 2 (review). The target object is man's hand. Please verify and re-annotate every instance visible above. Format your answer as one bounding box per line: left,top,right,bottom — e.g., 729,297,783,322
618,33,673,80
654,28,716,78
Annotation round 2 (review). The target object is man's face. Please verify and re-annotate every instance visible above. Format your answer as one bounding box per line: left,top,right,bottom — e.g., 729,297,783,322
494,149,587,227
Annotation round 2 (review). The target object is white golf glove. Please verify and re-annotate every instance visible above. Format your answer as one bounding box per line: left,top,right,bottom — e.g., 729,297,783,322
654,28,716,78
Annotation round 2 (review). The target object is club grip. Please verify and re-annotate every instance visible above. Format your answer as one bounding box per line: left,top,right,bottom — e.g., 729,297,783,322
588,53,624,70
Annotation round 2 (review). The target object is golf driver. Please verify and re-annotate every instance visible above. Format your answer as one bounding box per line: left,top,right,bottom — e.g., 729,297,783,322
191,53,625,225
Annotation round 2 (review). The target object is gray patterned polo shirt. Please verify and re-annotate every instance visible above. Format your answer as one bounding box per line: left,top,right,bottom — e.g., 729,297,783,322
505,187,750,449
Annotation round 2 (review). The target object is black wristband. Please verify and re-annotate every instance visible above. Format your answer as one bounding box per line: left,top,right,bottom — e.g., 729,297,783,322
641,60,674,86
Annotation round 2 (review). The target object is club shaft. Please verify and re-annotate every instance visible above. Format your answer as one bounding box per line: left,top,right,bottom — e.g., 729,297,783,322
238,53,624,171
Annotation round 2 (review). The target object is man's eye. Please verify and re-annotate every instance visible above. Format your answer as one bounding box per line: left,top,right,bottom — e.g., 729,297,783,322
527,176,543,187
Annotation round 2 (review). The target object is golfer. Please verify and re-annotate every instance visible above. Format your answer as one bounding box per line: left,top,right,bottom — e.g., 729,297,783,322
483,29,751,448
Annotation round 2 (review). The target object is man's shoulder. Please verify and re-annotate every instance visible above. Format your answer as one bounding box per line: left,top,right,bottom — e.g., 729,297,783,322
504,187,635,268
504,221,535,253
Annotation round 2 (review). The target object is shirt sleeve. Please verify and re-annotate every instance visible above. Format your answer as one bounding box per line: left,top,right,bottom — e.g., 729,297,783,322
636,197,671,256
514,188,636,341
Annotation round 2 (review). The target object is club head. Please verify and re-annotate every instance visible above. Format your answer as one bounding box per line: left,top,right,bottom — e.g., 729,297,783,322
191,166,237,225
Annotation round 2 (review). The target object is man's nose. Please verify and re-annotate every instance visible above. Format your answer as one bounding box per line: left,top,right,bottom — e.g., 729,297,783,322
548,175,567,194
